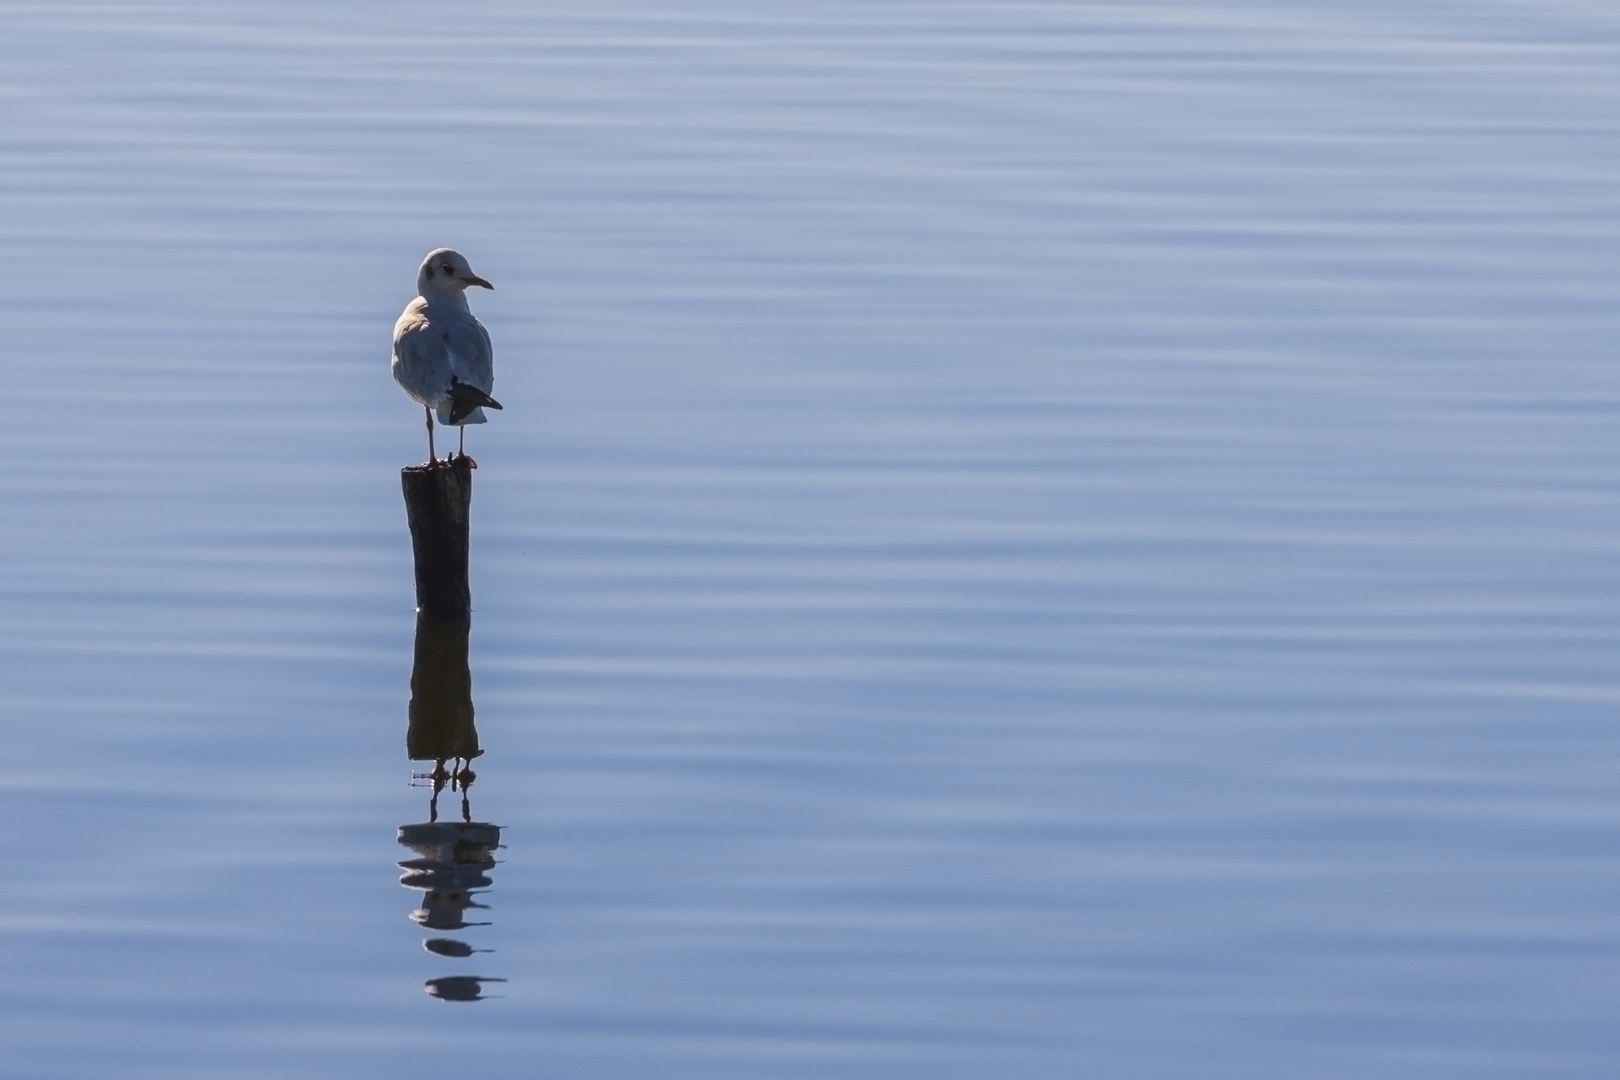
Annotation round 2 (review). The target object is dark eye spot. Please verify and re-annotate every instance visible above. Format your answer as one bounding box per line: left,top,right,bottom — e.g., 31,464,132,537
442,264,455,274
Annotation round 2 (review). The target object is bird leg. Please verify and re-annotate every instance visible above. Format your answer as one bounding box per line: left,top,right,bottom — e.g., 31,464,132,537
424,406,437,464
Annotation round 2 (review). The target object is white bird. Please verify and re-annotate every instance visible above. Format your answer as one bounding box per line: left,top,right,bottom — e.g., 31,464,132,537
392,248,502,463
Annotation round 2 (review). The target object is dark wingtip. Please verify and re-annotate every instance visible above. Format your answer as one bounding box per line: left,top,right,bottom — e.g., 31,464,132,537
446,380,502,421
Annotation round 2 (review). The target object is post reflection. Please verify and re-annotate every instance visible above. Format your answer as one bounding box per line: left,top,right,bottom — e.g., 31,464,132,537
398,613,505,1002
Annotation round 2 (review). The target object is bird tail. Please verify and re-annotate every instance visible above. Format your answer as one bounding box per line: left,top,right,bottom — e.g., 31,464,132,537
438,405,486,426
447,380,503,425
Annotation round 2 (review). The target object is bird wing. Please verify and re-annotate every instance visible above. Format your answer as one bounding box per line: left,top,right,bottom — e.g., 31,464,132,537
391,300,455,408
442,314,494,396
448,380,502,424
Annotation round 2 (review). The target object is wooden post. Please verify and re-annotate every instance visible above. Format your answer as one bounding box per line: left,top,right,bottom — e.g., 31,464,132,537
401,457,474,619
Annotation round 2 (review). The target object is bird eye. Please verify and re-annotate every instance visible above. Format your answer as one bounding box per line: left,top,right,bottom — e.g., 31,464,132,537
442,264,455,274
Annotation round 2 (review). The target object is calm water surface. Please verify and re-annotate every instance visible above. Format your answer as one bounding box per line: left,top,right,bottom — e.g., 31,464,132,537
1,2,1618,1076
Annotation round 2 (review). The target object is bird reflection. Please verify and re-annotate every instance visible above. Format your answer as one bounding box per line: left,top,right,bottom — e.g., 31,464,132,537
425,975,507,1002
424,938,491,958
398,613,505,1001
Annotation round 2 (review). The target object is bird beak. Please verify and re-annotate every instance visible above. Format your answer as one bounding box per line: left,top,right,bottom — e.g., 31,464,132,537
463,274,493,290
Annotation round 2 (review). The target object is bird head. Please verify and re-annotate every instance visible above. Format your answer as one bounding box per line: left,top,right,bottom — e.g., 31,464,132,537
418,248,494,294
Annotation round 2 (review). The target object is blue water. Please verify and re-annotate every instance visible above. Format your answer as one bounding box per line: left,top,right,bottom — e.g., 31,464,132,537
1,2,1618,1076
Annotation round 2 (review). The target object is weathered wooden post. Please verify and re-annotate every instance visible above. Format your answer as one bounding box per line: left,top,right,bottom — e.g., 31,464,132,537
401,457,474,619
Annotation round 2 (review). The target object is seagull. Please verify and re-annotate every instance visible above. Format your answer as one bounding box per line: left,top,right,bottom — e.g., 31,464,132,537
392,248,503,463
